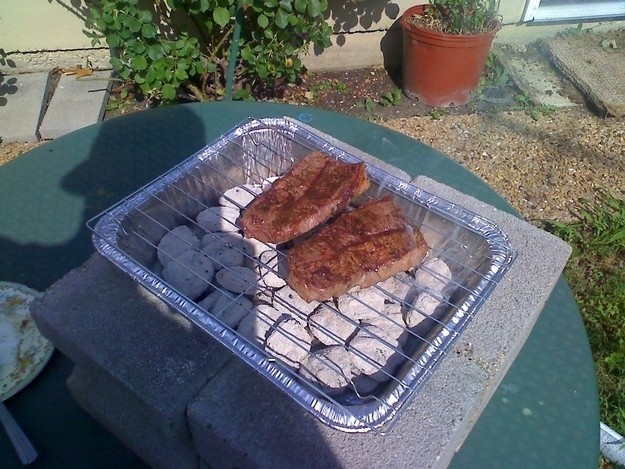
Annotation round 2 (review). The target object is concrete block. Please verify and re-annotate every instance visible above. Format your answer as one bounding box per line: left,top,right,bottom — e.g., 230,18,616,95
39,71,111,140
67,364,199,469
30,254,234,466
28,177,572,468
187,176,572,469
188,354,488,469
0,72,50,143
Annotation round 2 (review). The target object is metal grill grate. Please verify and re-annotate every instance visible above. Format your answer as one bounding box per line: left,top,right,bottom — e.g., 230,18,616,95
88,117,516,433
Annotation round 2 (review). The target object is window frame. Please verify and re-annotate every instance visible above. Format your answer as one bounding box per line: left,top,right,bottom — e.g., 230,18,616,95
523,0,625,22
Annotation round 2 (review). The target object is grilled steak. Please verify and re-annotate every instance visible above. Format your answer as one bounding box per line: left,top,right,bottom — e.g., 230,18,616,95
239,151,370,243
287,196,428,302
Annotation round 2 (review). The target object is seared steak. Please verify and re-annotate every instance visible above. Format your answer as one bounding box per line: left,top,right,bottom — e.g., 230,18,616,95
239,151,370,243
287,196,428,302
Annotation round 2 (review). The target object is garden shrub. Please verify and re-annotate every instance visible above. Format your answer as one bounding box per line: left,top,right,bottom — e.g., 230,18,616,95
85,0,332,103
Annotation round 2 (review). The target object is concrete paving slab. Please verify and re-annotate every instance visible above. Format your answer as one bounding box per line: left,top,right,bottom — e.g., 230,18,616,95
39,71,112,140
494,44,578,108
0,72,50,143
545,32,625,117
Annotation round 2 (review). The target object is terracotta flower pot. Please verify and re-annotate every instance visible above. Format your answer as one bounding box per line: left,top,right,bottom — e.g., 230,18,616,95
400,4,499,107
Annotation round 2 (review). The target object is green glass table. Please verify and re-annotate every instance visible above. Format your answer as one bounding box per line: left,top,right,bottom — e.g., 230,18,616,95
0,102,599,468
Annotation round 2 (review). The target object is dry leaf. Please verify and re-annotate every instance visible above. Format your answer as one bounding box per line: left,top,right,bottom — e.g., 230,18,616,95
61,65,94,79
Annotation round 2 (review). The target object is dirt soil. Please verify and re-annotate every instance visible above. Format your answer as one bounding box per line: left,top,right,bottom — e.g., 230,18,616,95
2,61,624,224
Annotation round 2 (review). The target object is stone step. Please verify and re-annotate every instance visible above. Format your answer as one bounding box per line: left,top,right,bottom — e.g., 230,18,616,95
0,70,111,143
39,71,112,140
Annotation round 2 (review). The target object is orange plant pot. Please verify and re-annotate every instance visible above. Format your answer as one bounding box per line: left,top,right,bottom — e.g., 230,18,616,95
400,5,498,107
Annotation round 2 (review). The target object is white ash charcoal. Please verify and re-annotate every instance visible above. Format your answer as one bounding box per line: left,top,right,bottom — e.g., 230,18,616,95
382,301,402,316
352,322,400,347
201,244,244,270
348,333,401,382
299,345,352,395
254,250,286,288
219,184,262,209
377,273,413,306
368,350,406,383
273,285,319,316
337,288,385,322
351,374,379,396
201,231,246,251
215,266,259,294
254,287,274,306
162,250,214,299
157,225,201,265
266,317,312,369
237,304,285,346
241,237,276,262
199,289,253,328
405,293,441,327
262,176,280,190
308,304,358,346
196,206,240,233
414,257,452,294
365,312,408,346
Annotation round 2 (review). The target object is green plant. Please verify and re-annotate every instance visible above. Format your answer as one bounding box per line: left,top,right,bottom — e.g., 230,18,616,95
105,86,130,112
379,88,402,107
430,108,445,120
559,24,586,37
513,91,557,121
85,0,332,104
308,78,348,100
545,191,625,435
356,98,376,112
550,191,625,254
425,0,500,35
481,52,509,87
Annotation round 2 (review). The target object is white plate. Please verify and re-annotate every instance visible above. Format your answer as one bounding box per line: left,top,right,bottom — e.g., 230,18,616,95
0,281,54,401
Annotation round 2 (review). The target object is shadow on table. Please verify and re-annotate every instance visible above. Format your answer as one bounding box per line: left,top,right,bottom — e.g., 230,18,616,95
0,104,341,467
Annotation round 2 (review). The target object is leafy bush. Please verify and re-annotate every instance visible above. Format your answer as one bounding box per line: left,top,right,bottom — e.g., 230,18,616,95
546,191,625,435
85,0,332,103
426,0,500,34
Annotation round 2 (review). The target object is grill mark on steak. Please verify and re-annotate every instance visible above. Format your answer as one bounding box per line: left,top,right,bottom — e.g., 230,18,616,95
287,196,428,302
239,151,370,244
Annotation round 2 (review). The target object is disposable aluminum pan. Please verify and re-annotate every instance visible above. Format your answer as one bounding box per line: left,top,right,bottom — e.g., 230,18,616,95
88,117,516,433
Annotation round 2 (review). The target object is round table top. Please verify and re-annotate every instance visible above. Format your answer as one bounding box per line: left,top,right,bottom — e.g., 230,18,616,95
0,101,599,468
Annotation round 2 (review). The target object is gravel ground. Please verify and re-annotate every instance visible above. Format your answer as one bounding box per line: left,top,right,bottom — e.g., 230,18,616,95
2,104,624,224
0,141,41,166
382,106,625,223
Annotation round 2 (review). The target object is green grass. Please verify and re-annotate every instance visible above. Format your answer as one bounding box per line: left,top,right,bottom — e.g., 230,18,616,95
544,191,625,436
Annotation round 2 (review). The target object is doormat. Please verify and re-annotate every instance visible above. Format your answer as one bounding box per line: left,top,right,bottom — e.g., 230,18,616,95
544,31,625,117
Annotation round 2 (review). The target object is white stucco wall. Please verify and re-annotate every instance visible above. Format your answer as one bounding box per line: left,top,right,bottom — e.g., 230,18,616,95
0,1,93,51
1,1,624,72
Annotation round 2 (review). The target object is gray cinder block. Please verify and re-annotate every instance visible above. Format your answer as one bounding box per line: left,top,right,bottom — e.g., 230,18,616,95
186,176,572,469
67,364,198,469
29,173,572,469
30,254,234,468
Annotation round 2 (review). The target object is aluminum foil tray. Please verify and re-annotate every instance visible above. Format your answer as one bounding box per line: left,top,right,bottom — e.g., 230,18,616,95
88,117,516,433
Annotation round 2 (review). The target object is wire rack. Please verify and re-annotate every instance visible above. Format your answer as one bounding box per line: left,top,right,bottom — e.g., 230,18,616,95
88,117,516,433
